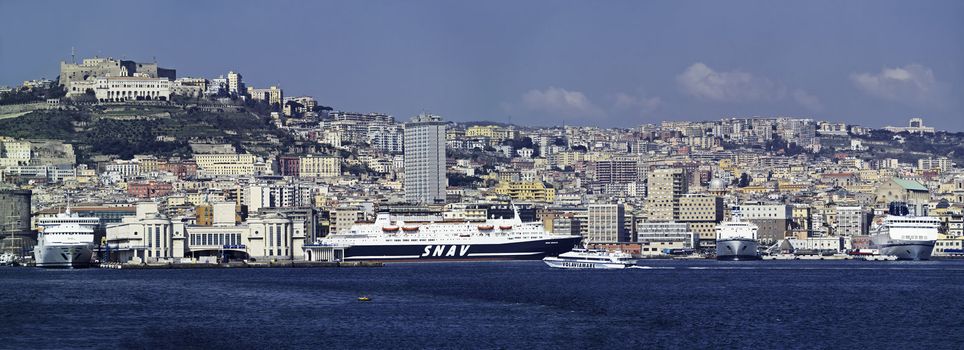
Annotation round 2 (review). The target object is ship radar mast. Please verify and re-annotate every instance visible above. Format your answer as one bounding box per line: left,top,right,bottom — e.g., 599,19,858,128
65,191,72,216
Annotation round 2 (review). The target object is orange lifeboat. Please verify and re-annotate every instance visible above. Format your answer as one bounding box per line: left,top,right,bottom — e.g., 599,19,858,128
478,225,494,230
402,226,420,232
382,226,399,232
499,225,513,230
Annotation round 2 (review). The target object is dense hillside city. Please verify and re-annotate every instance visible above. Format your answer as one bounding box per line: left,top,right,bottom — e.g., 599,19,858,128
1,56,963,262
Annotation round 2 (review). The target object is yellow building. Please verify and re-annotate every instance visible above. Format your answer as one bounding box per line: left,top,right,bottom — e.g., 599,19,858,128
777,182,807,193
736,185,772,194
196,204,214,226
185,192,207,205
718,159,735,172
550,151,585,168
465,125,515,140
299,155,341,178
0,138,31,167
494,181,556,203
194,154,256,176
269,85,283,105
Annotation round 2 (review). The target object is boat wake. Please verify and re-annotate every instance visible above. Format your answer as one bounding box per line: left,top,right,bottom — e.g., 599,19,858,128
629,265,676,269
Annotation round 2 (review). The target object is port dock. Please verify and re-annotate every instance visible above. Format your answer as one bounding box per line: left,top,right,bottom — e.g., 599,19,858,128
98,261,382,269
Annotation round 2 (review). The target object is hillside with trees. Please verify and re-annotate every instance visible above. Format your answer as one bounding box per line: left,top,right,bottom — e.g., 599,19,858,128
0,104,292,164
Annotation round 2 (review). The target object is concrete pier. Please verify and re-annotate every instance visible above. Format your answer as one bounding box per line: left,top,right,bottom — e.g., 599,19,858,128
99,261,382,269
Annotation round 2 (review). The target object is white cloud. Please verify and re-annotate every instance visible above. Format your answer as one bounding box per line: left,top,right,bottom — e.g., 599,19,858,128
613,92,662,115
850,64,943,106
677,62,823,112
792,89,823,112
676,62,782,102
519,86,605,118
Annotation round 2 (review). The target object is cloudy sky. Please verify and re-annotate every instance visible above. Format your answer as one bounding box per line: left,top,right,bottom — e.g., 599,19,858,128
1,0,962,129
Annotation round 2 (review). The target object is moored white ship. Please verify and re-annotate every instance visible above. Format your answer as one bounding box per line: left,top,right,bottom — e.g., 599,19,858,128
870,203,938,261
543,248,637,269
715,212,760,261
33,209,99,268
316,208,581,262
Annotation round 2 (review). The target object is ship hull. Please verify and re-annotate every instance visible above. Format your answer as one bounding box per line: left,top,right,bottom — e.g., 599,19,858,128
338,236,582,262
715,239,760,261
873,239,935,261
33,244,93,268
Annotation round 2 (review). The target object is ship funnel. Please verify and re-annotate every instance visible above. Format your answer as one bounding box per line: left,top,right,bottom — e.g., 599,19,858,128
888,202,910,216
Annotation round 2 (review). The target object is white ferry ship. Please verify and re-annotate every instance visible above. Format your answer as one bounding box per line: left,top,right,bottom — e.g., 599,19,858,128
715,212,760,261
317,209,581,262
870,203,939,261
543,248,637,269
34,209,100,268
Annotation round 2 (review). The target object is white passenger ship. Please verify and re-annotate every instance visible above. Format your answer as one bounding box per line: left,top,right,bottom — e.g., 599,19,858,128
870,203,939,261
715,211,761,261
34,208,100,268
317,208,581,262
543,248,637,269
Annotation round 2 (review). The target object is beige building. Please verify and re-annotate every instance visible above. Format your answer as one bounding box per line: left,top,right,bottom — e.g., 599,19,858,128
493,181,556,203
875,178,931,216
918,157,952,172
105,203,185,263
291,96,317,110
73,76,173,102
549,151,585,168
195,153,257,177
268,86,283,105
465,125,516,140
836,206,868,236
299,155,341,178
646,168,688,221
106,202,305,262
791,205,813,235
0,138,31,167
227,71,244,96
587,204,628,242
635,222,696,253
189,213,300,260
59,57,175,88
676,194,723,248
248,87,270,101
172,77,207,97
0,138,75,167
741,204,792,244
329,207,364,235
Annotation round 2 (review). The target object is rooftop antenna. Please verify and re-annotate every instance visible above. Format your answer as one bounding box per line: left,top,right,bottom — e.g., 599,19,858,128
71,47,76,64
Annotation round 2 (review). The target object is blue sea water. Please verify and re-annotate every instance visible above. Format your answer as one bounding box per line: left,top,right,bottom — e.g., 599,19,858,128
2,260,964,349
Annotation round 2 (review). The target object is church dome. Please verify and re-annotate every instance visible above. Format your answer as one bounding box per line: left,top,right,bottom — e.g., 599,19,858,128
709,178,727,190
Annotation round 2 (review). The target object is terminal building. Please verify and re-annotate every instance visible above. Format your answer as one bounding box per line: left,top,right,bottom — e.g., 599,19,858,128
106,202,306,263
635,222,697,255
